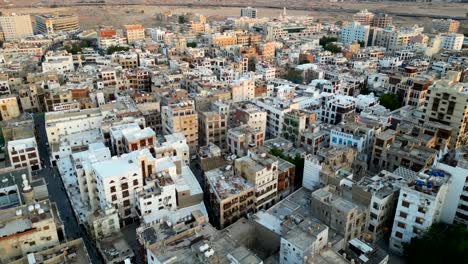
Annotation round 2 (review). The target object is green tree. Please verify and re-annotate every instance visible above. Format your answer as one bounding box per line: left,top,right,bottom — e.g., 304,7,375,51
284,69,304,84
403,224,468,264
178,16,186,24
379,93,401,111
324,43,342,53
319,36,338,46
106,45,129,55
187,42,197,48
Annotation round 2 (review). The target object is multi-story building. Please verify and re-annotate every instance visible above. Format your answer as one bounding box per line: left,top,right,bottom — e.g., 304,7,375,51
0,13,33,40
230,103,267,133
421,80,468,149
205,166,255,228
7,137,41,171
227,125,264,157
432,19,460,33
353,9,375,26
253,98,299,138
389,169,451,254
440,33,464,50
161,100,198,153
240,7,258,19
373,13,392,28
321,95,356,125
235,150,279,211
123,24,145,43
311,185,368,244
230,78,255,102
35,13,79,34
341,22,370,46
93,149,152,225
0,200,61,262
373,26,424,51
282,109,314,146
0,95,20,121
198,111,227,148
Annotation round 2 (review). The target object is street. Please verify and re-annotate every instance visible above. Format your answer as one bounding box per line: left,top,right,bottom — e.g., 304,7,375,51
33,114,103,263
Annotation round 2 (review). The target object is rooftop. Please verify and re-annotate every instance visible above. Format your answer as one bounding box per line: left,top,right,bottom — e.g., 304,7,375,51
205,167,253,200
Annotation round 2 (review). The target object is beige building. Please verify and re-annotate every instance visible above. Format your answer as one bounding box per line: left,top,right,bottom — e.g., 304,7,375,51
0,13,33,40
0,200,61,262
198,111,227,148
0,95,20,121
205,166,255,228
227,125,264,157
35,13,79,34
422,80,468,149
353,9,374,26
311,185,368,244
161,100,198,153
123,24,145,43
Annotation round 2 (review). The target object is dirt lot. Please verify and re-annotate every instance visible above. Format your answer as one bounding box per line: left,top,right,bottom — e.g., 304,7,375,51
1,2,467,33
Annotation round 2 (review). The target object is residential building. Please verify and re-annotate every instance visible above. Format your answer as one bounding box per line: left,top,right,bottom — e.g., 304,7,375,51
421,80,468,149
123,24,145,43
0,95,20,121
35,13,79,34
240,7,258,19
432,19,460,33
341,22,370,46
353,9,374,26
7,137,41,171
230,78,255,102
161,100,198,153
227,125,264,157
0,13,33,40
440,33,464,50
198,111,227,148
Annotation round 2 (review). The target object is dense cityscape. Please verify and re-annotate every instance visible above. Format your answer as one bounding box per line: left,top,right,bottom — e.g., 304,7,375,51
0,3,467,264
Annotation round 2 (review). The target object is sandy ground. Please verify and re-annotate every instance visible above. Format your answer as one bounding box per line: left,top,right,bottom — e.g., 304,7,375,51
1,3,467,33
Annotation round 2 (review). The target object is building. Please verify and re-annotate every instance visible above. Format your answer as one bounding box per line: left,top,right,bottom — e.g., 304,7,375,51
35,13,79,34
0,95,20,121
230,78,255,102
0,13,33,40
440,33,464,51
227,125,264,157
205,166,255,228
231,103,267,133
123,24,145,43
0,200,61,262
373,26,424,51
421,80,468,149
373,13,392,28
240,7,258,19
282,109,314,146
235,150,279,211
432,19,460,33
389,168,451,254
353,9,374,26
311,185,368,244
198,111,227,148
341,22,370,46
161,100,198,153
7,137,41,171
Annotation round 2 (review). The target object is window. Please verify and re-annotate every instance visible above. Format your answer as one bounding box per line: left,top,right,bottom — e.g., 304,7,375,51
121,182,128,190
399,212,408,219
110,186,116,193
122,190,129,198
133,179,139,186
111,195,117,201
402,200,410,208
123,199,130,206
395,231,403,239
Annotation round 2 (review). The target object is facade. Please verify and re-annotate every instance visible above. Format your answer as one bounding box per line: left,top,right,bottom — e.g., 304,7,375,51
0,14,33,40
341,22,370,46
440,33,464,50
240,7,258,19
7,137,41,171
432,19,460,33
0,95,20,121
198,111,227,147
230,78,255,102
123,24,145,43
35,14,79,34
227,125,264,157
161,100,198,153
422,80,468,149
353,9,374,26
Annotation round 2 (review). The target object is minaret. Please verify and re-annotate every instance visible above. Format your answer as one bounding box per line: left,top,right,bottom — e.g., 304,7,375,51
21,174,35,204
283,7,287,17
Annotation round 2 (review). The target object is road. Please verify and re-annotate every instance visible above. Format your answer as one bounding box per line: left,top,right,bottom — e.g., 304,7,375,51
33,114,103,263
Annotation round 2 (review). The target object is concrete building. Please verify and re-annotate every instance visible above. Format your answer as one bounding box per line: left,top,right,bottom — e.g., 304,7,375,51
440,33,464,50
432,19,460,33
321,95,356,125
311,185,368,244
227,125,264,157
341,22,370,46
0,95,20,121
421,80,468,149
42,51,74,74
373,13,392,28
230,78,255,102
161,100,198,153
7,137,41,171
0,200,61,262
373,26,424,51
353,9,374,26
123,24,145,43
35,13,79,34
198,111,227,148
205,166,255,228
0,13,33,40
240,7,258,19
389,168,451,254
236,150,279,211
282,109,314,147
231,103,267,134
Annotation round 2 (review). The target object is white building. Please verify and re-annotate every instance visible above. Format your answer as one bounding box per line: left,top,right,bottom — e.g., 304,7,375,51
154,133,191,166
240,7,258,19
42,52,74,74
253,98,299,138
440,33,464,51
389,168,451,254
230,78,255,102
0,13,33,40
7,137,41,171
341,22,370,46
302,155,322,190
